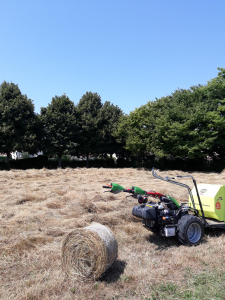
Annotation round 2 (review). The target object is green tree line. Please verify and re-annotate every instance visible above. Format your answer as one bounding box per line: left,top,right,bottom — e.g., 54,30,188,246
0,85,124,167
0,67,224,169
116,67,225,164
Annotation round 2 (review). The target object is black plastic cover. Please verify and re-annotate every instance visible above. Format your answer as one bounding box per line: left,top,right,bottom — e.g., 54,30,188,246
132,204,157,220
142,205,157,220
132,204,145,218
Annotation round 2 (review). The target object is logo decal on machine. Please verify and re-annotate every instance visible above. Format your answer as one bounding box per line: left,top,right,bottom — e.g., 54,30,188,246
200,189,207,195
216,202,221,209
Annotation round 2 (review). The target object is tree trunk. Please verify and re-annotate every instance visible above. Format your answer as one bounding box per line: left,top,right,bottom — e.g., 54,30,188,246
6,151,10,164
110,153,113,160
86,153,89,168
58,154,62,168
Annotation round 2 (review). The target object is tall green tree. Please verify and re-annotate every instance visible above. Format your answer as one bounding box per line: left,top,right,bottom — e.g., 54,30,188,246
0,81,40,163
115,106,152,158
148,88,218,159
40,94,78,168
99,101,124,158
77,92,103,167
149,69,225,160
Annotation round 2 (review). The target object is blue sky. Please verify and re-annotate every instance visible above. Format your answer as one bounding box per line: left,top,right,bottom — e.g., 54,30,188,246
1,0,224,115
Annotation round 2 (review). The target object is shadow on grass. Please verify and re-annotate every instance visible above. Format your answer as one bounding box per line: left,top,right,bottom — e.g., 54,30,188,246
145,232,180,250
99,259,127,283
146,231,210,249
204,227,225,238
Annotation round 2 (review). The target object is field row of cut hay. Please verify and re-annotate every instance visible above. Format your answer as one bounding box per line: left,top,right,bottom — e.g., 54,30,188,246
1,168,225,299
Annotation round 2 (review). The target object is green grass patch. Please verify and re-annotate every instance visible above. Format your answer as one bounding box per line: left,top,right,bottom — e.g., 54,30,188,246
144,268,225,300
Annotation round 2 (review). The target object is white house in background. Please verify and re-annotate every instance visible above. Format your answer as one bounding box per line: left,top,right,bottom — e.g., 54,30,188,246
70,153,118,161
11,151,22,159
11,151,43,160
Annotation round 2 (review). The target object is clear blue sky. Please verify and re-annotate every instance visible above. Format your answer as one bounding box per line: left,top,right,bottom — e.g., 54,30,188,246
1,0,225,115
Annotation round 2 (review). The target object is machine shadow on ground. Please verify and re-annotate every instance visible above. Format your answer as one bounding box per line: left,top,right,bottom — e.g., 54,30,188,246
204,227,225,238
146,233,180,250
146,231,210,249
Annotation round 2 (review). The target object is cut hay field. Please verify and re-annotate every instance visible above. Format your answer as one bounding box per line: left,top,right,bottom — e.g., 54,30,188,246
1,168,225,300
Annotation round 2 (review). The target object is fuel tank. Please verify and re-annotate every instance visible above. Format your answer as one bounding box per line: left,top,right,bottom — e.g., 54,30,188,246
132,204,157,220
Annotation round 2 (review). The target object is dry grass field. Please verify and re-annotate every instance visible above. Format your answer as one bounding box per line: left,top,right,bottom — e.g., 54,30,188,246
1,167,225,300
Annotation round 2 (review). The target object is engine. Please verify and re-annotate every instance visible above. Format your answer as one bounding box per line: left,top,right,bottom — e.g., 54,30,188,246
132,200,179,237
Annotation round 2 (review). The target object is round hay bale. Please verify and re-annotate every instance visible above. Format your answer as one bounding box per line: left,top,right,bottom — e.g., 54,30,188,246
62,223,118,281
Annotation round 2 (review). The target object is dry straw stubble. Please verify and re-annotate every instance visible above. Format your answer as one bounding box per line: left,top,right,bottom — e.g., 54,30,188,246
2,168,225,299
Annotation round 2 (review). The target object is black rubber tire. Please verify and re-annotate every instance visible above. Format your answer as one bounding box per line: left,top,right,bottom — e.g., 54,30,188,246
177,214,204,246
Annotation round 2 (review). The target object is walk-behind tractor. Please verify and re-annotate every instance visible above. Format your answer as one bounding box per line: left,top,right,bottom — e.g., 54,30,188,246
103,168,225,246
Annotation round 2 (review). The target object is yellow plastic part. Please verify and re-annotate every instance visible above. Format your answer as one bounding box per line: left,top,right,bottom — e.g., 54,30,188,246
189,184,225,221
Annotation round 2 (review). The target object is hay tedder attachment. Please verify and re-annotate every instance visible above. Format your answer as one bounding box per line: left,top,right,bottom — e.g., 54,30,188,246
103,168,225,246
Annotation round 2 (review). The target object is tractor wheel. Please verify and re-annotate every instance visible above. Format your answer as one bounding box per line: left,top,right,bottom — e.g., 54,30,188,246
177,214,204,246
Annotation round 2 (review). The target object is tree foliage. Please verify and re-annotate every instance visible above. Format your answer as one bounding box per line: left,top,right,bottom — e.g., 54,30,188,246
40,94,78,168
115,107,151,158
202,67,225,156
1,68,225,170
116,67,225,160
77,92,103,167
99,101,124,158
0,81,40,163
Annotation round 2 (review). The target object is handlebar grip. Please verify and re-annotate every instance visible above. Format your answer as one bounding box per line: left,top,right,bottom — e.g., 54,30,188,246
123,189,132,193
103,186,112,189
177,176,183,178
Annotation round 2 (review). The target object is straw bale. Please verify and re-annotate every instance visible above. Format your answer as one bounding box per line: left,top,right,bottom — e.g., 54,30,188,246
61,222,118,281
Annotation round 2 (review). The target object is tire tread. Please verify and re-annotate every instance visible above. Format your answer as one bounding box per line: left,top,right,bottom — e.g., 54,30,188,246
177,214,204,246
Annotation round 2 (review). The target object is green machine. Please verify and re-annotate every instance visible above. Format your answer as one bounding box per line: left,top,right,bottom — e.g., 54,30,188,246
189,184,225,221
103,171,225,246
150,169,225,246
